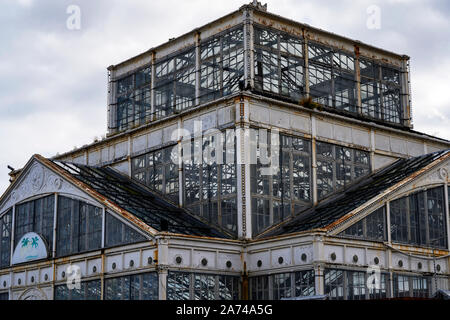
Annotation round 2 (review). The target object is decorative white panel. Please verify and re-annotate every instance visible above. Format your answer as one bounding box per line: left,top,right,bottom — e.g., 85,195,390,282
111,161,129,175
193,250,216,269
375,133,390,152
56,263,69,281
218,106,234,126
40,267,53,283
324,245,344,264
13,272,26,287
87,258,101,276
101,146,111,163
200,111,218,131
334,125,352,144
0,274,10,289
106,255,122,273
410,163,449,189
163,124,178,143
269,109,290,129
169,248,191,268
0,161,96,215
293,245,313,265
115,141,128,159
142,248,157,267
88,150,101,166
290,114,311,134
366,250,385,268
217,252,241,272
26,270,39,286
271,248,291,268
70,261,87,277
316,120,333,140
148,130,163,148
124,251,140,270
248,251,270,271
390,137,407,155
410,257,428,273
407,141,423,157
351,128,370,148
392,253,410,270
132,134,147,154
345,247,366,266
433,259,448,275
373,154,397,170
73,154,86,165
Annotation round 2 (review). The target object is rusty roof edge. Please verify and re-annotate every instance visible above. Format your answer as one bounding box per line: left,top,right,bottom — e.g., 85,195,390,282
155,232,242,244
34,155,159,238
250,229,327,244
251,8,408,60
385,242,450,258
325,151,450,234
0,155,39,212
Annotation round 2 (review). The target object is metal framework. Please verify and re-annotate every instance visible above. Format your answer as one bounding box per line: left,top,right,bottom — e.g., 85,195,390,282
339,206,387,241
265,150,450,236
53,160,231,238
167,271,240,300
249,270,315,300
0,210,11,269
316,141,371,200
250,132,312,236
390,186,448,249
324,269,390,300
109,19,409,134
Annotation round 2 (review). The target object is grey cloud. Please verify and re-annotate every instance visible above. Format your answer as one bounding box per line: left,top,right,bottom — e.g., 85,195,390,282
0,0,449,195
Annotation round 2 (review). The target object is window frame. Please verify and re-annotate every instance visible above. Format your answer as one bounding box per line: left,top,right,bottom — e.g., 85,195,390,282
167,271,240,300
250,131,313,236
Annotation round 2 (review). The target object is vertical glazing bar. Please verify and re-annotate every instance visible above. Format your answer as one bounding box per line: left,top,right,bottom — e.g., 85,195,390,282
195,32,201,106
9,205,15,264
52,193,58,257
370,129,376,172
127,136,132,176
236,98,252,239
243,8,252,89
101,252,105,300
401,56,412,128
157,238,169,300
268,274,273,299
385,200,394,298
311,115,318,205
107,68,112,134
108,68,117,135
277,32,282,95
303,31,310,98
151,51,156,121
178,119,184,207
386,201,391,244
101,207,106,248
354,46,362,115
444,182,449,249
248,13,255,89
378,65,385,121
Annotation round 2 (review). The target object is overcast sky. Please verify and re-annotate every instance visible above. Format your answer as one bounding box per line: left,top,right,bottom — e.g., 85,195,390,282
0,0,449,195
